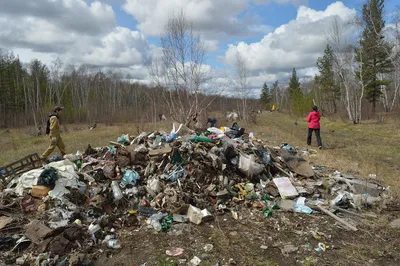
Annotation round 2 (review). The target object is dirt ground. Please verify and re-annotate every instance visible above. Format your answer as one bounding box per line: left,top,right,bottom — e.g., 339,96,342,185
91,205,400,266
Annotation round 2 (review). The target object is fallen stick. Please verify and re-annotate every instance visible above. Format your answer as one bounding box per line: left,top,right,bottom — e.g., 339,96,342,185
332,206,365,218
273,162,291,177
317,205,358,231
0,226,23,232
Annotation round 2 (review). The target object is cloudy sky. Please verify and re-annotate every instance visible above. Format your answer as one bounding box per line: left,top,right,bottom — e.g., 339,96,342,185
0,0,398,96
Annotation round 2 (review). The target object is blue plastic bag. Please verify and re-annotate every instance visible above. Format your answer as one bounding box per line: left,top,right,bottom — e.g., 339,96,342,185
122,170,140,185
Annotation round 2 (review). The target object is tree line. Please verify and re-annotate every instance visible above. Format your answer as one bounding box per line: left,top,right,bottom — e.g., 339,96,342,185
0,49,256,130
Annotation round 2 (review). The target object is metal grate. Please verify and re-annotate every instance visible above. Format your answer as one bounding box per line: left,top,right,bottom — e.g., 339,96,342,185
0,153,43,185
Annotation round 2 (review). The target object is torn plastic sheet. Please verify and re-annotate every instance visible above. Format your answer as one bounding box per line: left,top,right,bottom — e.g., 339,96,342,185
294,197,313,214
11,160,82,200
238,154,264,177
207,127,225,138
172,122,193,137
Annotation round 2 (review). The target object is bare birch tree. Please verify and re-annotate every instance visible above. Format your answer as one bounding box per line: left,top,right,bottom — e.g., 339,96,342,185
328,17,364,123
148,10,213,126
387,8,400,111
235,51,250,121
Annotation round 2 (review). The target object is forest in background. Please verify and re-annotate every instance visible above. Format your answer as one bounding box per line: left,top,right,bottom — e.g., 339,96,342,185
0,52,258,130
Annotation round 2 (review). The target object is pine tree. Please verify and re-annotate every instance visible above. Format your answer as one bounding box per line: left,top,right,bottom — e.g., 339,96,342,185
260,82,271,108
356,0,393,112
288,68,311,117
316,44,340,113
289,68,302,98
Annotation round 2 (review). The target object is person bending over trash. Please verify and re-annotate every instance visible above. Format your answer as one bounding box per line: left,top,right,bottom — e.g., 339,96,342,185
207,118,217,128
41,106,66,160
306,105,322,149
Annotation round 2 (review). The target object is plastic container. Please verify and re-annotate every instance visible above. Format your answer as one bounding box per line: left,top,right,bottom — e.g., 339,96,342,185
88,223,101,234
150,219,162,231
31,185,51,197
111,181,123,201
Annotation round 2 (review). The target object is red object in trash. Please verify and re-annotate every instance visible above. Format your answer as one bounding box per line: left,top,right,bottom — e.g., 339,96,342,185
20,195,37,212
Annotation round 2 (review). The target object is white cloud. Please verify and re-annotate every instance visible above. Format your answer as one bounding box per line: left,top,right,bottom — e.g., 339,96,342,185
222,2,356,74
203,40,219,53
77,27,150,67
0,0,360,94
122,0,311,44
0,0,151,80
253,0,308,6
11,48,58,66
0,0,116,35
122,0,250,37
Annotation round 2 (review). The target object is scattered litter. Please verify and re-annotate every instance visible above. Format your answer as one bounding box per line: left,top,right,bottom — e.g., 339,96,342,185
107,239,121,249
293,197,313,214
31,185,51,197
188,256,201,266
281,244,299,255
166,247,184,256
187,205,203,225
203,244,214,252
388,219,400,229
315,242,328,253
273,177,299,198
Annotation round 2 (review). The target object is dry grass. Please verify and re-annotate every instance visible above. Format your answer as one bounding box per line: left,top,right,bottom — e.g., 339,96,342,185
247,112,400,197
1,112,399,196
0,121,168,166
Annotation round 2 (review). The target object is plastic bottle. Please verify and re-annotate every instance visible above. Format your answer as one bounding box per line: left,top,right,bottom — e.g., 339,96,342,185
150,219,162,231
116,166,123,180
111,181,123,201
107,239,121,249
149,213,163,231
75,160,82,169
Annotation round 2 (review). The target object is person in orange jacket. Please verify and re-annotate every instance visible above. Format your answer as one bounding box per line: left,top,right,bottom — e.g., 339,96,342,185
306,105,322,149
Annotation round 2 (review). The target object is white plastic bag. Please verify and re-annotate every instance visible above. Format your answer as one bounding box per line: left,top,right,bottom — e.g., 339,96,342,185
171,122,193,136
207,127,225,138
238,154,264,177
146,176,161,196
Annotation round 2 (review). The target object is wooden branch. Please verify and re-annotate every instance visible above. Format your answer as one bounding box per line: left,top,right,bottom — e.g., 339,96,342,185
316,205,358,231
332,206,365,218
272,162,291,177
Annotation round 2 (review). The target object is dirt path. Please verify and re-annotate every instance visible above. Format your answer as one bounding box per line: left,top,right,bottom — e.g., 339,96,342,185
93,207,400,266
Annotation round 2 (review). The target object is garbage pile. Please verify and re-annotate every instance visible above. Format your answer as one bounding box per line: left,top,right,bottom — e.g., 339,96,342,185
0,122,388,265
